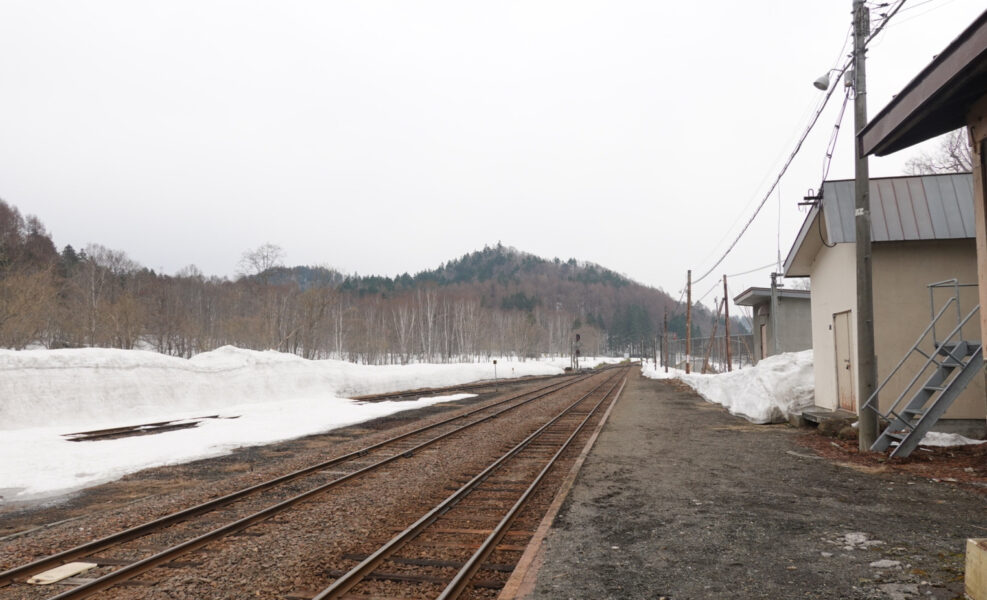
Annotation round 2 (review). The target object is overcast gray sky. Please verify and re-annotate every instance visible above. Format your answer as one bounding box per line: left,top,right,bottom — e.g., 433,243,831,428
0,1,982,310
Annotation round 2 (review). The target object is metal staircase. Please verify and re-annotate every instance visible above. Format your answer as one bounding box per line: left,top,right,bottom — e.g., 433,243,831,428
863,279,982,458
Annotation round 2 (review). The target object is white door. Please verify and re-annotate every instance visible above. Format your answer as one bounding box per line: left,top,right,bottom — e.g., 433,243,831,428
833,311,855,412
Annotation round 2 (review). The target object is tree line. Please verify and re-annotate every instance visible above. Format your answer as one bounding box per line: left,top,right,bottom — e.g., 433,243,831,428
0,202,726,363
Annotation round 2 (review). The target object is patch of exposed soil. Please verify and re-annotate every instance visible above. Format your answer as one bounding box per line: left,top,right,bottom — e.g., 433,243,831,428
797,433,987,495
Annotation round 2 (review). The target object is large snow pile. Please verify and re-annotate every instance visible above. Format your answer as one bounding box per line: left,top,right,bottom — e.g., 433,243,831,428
641,352,986,448
0,346,564,431
642,350,815,424
0,347,576,501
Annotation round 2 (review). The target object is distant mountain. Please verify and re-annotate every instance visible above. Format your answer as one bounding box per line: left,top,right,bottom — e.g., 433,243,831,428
260,244,739,348
261,265,347,290
418,245,631,288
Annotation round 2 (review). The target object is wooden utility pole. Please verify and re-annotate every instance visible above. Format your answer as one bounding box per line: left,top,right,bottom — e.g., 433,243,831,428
685,270,692,374
701,299,722,374
854,0,878,451
723,274,732,372
663,308,669,373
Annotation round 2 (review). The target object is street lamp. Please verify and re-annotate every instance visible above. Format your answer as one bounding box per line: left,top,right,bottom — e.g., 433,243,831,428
813,68,852,91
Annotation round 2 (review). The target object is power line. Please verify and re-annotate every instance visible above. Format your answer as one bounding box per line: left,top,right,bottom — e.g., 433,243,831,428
807,86,853,252
866,0,908,42
692,63,847,285
693,25,853,272
693,28,852,272
726,262,778,278
674,285,686,307
695,280,721,304
820,88,852,186
692,2,906,286
878,0,961,29
891,0,935,13
776,183,782,273
664,277,690,323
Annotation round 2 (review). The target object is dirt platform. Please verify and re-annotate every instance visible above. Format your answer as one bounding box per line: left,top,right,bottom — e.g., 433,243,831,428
521,372,986,600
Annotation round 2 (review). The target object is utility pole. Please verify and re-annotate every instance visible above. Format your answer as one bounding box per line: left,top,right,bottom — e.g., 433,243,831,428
663,307,669,374
854,0,878,451
685,270,692,374
702,299,722,374
770,272,781,356
723,275,733,372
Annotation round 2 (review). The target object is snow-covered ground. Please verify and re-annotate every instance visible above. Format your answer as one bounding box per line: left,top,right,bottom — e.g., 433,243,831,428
642,350,986,446
0,347,621,502
4,346,980,503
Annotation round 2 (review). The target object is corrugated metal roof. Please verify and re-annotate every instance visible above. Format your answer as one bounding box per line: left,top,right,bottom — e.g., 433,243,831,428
821,173,974,243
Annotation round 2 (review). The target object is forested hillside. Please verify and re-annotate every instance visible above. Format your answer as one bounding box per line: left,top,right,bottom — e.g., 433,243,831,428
0,199,739,362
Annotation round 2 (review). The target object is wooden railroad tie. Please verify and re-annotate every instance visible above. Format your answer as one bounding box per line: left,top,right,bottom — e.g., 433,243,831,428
323,568,504,589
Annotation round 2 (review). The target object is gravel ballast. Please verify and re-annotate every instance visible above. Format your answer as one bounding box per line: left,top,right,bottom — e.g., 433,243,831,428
0,372,619,600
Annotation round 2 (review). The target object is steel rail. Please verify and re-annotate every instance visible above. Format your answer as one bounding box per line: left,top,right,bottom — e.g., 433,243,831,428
439,373,626,599
354,364,624,402
0,374,587,587
23,372,606,600
311,368,626,600
350,371,573,402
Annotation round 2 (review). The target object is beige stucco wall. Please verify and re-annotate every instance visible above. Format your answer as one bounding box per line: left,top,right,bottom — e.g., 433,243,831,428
808,239,985,420
872,239,984,420
808,243,857,411
811,240,987,419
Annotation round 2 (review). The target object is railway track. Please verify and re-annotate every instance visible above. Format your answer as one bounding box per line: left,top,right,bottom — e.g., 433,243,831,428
310,369,626,599
0,368,626,600
349,371,573,403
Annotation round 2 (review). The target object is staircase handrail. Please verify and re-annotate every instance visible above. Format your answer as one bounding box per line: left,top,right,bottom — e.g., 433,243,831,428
927,279,978,344
862,299,980,418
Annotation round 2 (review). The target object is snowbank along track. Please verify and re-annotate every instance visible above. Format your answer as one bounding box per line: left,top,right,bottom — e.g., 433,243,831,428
57,374,574,443
0,367,628,600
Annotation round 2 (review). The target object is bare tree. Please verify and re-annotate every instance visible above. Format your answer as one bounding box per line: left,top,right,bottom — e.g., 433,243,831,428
417,287,438,361
0,268,56,348
904,128,973,175
452,297,482,359
77,244,139,346
391,300,416,364
327,296,351,360
176,264,203,278
238,243,285,277
784,277,810,291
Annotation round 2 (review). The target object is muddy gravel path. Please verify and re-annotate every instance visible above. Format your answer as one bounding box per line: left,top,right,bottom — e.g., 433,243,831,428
524,374,986,600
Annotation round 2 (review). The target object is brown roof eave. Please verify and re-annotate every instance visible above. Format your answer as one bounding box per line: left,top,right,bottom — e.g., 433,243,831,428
860,9,987,157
